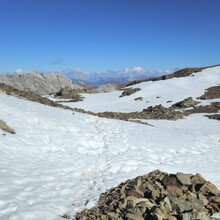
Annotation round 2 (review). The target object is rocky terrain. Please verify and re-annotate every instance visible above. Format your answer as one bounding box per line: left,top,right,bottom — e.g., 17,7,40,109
198,86,220,100
1,80,219,125
0,65,220,220
97,105,185,121
0,72,87,95
74,170,220,220
95,83,123,93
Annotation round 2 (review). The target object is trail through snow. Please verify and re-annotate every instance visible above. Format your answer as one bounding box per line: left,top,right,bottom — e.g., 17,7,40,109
0,91,220,219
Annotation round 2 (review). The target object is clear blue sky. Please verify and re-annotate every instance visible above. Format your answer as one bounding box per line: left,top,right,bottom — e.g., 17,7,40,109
0,0,220,73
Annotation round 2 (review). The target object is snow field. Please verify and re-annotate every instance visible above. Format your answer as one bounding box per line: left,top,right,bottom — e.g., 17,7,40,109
62,66,220,112
0,92,220,219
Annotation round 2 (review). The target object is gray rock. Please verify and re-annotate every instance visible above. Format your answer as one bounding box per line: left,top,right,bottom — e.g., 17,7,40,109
119,87,141,97
0,72,86,95
172,97,199,108
168,195,192,213
176,172,193,185
0,119,15,134
134,97,143,101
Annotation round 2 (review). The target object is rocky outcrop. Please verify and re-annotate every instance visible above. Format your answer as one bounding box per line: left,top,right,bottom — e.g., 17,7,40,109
198,86,220,100
95,83,122,93
186,102,220,114
0,82,74,111
98,105,185,121
0,119,15,134
55,87,84,102
0,72,86,95
120,88,141,98
206,114,220,121
74,170,220,220
171,97,199,108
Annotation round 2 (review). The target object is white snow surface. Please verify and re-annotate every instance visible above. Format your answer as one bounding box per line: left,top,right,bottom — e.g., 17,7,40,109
0,66,220,219
61,66,220,112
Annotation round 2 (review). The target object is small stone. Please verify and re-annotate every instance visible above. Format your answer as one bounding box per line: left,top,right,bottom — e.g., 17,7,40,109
191,173,207,184
176,172,193,185
133,198,155,208
160,197,172,212
106,212,118,218
134,97,143,101
198,193,209,206
210,196,220,203
200,182,220,196
126,213,144,220
193,211,211,220
153,207,167,220
168,195,192,213
0,119,16,134
167,185,183,197
181,211,193,220
100,215,109,220
162,175,181,187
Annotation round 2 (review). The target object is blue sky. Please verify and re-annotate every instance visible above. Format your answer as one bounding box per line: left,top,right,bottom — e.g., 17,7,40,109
0,0,220,74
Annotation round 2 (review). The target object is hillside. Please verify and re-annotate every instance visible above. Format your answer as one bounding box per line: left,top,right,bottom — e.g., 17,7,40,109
0,65,219,219
56,66,220,113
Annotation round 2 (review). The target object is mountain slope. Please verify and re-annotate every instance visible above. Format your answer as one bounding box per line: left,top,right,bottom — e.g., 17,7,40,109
0,65,220,219
60,66,220,113
0,91,220,219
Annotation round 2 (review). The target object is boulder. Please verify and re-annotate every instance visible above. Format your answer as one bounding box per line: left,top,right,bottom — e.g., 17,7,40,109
171,97,199,108
0,119,15,134
55,87,84,102
119,87,141,98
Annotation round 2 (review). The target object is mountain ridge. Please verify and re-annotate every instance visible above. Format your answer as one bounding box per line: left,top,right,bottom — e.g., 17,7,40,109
0,72,87,95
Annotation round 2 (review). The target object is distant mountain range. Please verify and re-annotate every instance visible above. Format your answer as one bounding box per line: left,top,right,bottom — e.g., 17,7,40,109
63,68,169,87
0,64,219,95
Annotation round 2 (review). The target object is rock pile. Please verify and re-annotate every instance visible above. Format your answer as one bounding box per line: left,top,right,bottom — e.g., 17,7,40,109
55,87,84,102
206,114,220,121
98,105,185,121
120,88,141,98
171,97,199,109
74,170,220,220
